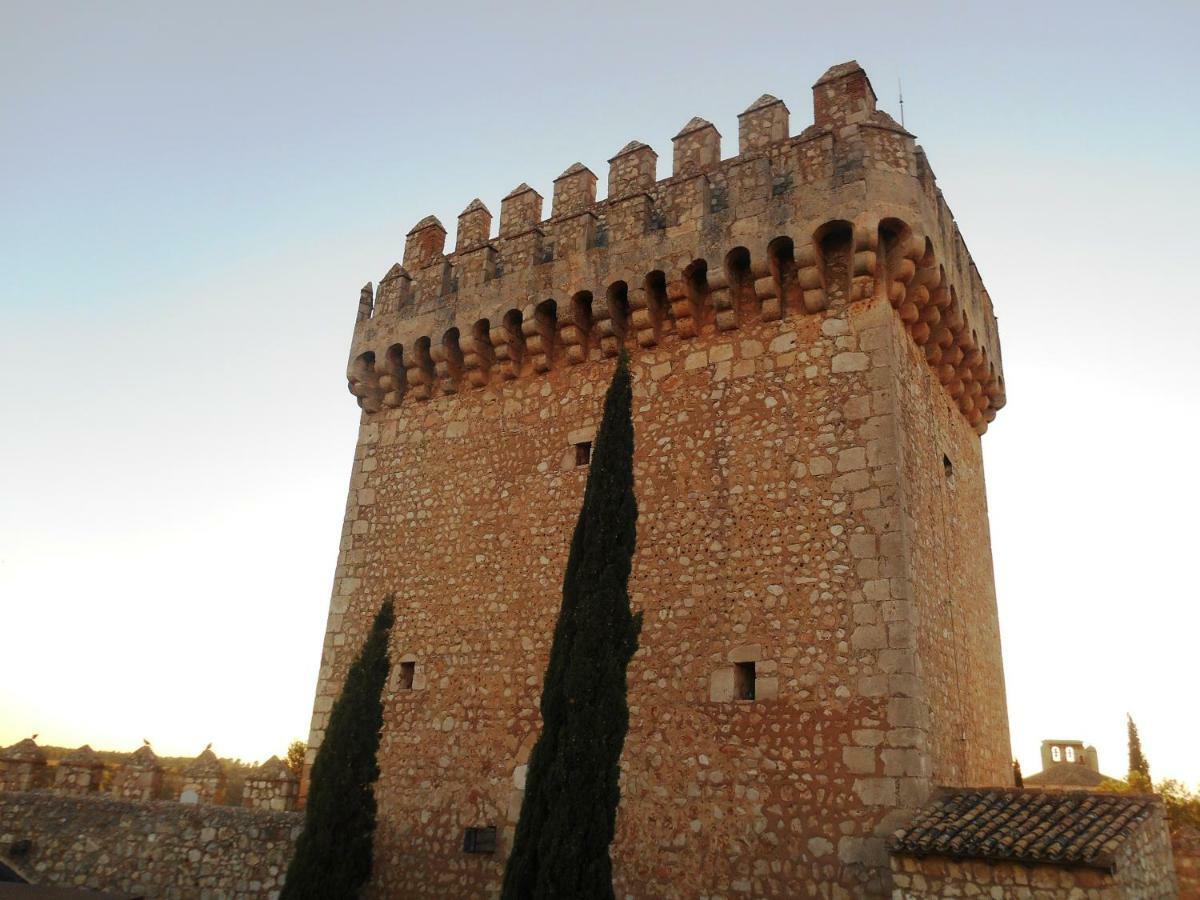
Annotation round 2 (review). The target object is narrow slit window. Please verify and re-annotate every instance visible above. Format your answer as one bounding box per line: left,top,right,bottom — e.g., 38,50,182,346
942,453,954,481
734,661,756,701
398,661,415,691
462,826,497,854
575,441,592,467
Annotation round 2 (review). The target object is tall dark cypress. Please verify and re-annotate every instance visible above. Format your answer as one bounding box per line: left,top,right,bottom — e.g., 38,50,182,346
501,353,642,900
282,598,394,900
1127,713,1151,786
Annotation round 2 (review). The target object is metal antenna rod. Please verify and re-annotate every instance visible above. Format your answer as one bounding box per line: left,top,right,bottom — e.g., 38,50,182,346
898,77,906,128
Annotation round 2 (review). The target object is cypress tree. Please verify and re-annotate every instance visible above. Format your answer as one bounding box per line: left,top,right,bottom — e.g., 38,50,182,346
1012,758,1023,788
501,352,642,900
1127,713,1151,786
282,597,394,899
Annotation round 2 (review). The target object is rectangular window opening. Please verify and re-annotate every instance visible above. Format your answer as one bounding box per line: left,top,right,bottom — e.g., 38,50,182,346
462,826,497,854
399,661,415,691
575,441,592,467
734,661,756,701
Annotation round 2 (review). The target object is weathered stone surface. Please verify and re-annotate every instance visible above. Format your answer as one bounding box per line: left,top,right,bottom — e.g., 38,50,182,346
312,59,1012,899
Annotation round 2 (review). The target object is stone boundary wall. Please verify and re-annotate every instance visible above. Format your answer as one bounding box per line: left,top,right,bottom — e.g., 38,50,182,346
0,790,300,899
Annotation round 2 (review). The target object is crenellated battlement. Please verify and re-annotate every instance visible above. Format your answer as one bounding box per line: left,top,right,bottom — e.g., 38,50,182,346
345,61,1005,434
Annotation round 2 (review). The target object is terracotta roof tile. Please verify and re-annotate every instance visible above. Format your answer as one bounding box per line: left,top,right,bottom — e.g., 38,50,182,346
889,788,1159,870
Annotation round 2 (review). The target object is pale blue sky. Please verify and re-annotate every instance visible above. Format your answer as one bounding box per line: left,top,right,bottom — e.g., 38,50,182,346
2,1,1198,783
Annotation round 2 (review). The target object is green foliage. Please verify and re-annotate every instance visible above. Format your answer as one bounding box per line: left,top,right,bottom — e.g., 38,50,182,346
281,598,394,900
501,353,642,900
1099,774,1200,831
286,740,306,776
1127,713,1151,783
1157,779,1200,830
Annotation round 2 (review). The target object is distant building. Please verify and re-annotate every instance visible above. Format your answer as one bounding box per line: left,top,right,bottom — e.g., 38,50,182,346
1024,738,1119,789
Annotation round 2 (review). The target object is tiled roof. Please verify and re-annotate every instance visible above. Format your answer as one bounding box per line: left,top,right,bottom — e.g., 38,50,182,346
889,788,1159,870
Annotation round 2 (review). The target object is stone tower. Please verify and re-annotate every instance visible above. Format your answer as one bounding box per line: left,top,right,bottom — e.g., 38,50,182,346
305,60,1011,898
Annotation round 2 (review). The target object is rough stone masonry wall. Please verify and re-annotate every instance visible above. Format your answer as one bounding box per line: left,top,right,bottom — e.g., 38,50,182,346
888,306,1011,788
0,790,300,899
890,856,1124,899
310,61,1013,899
314,295,1006,899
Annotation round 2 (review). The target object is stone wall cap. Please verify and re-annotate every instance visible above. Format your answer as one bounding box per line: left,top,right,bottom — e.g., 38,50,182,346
863,110,913,137
60,744,103,766
673,116,719,139
607,140,656,162
814,59,865,87
503,182,541,200
380,262,410,282
182,746,224,778
457,198,491,218
406,215,445,236
738,93,787,116
553,162,596,182
250,755,298,783
126,743,161,769
0,738,45,763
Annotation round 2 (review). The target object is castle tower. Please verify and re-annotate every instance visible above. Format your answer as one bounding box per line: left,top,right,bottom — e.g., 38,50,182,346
308,60,1011,897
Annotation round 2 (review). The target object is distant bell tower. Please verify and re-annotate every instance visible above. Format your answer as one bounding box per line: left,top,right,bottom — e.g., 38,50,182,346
305,60,1010,898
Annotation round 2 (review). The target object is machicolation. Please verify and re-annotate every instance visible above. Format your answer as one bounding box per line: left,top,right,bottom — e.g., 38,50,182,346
308,60,1015,898
345,61,1004,436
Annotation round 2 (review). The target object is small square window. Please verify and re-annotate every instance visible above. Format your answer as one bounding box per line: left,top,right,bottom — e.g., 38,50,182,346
462,826,497,854
398,661,415,691
734,661,756,701
575,442,592,467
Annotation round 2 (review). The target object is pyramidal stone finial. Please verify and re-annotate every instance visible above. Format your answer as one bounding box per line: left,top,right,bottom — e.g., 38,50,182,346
382,262,409,281
504,182,540,199
741,93,786,115
459,198,491,217
673,116,718,139
407,215,445,236
555,162,595,181
609,140,656,162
